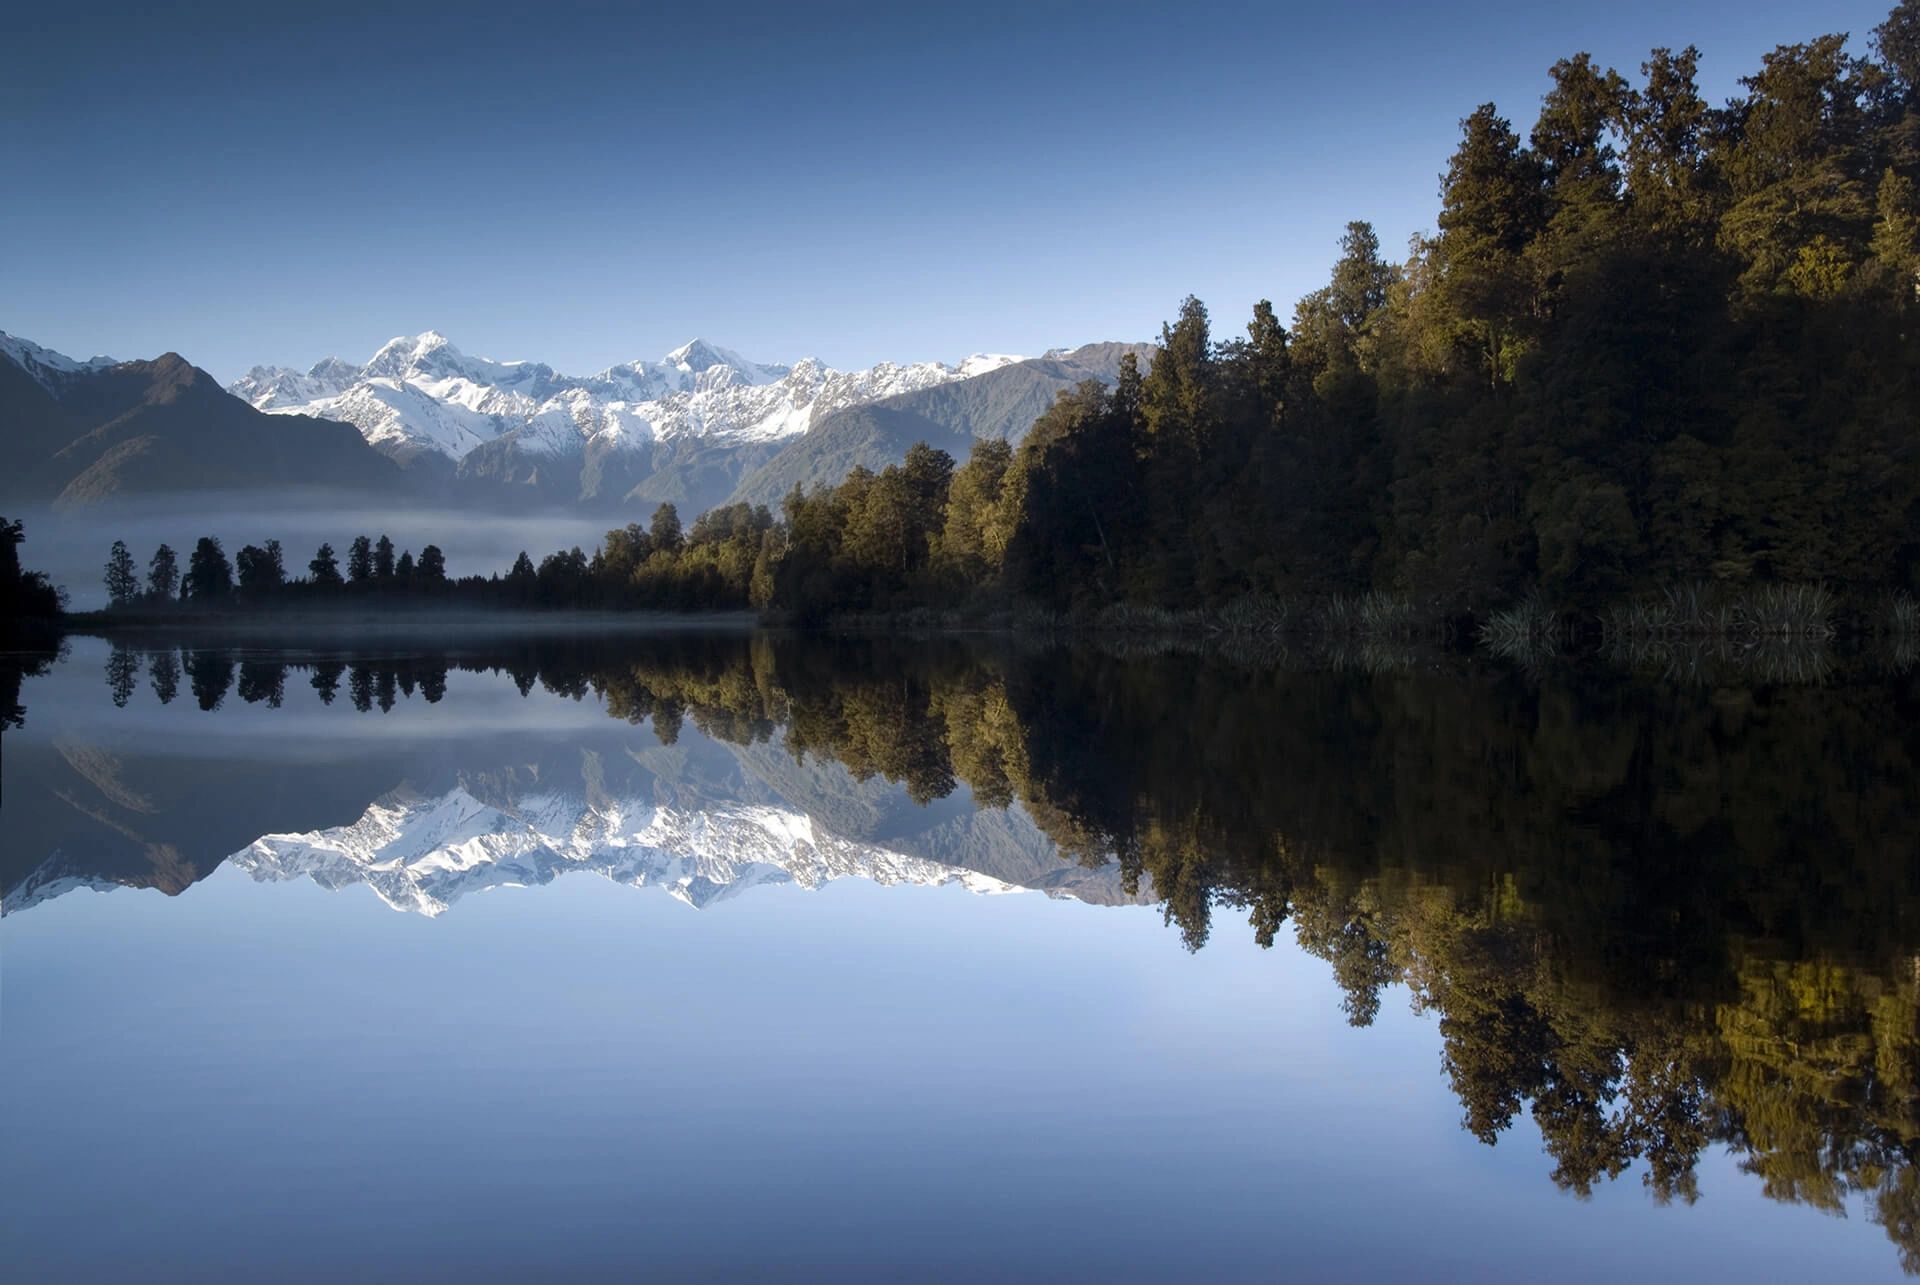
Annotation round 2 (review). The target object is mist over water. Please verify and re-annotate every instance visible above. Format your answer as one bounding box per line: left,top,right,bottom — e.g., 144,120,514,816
18,493,617,609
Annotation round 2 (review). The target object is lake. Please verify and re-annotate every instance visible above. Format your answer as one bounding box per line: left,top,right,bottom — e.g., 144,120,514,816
3,631,1917,1282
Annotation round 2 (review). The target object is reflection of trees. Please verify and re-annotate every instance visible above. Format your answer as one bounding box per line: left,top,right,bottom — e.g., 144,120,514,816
106,644,142,708
81,635,1920,1270
582,640,1920,1271
184,649,234,711
148,650,179,704
237,659,285,708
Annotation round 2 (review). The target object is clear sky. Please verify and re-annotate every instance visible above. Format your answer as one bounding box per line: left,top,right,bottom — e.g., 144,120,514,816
1,0,1896,382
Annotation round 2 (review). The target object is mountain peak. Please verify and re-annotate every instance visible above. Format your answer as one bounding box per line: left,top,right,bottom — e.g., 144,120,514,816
0,330,120,392
362,330,464,380
664,338,747,372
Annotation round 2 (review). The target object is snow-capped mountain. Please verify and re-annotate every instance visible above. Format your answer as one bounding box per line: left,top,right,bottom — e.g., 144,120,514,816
233,784,1027,916
230,331,1022,467
0,330,119,392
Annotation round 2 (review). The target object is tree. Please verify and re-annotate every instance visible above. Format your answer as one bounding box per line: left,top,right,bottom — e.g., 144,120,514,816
104,540,139,608
309,542,344,587
507,551,537,601
148,544,180,601
374,534,396,581
650,503,684,554
395,549,416,583
1532,53,1628,204
1142,294,1215,445
941,438,1015,579
417,544,448,588
1327,221,1396,332
236,543,286,598
347,535,373,584
1718,35,1874,298
1245,300,1291,417
1435,105,1547,386
1622,47,1712,234
182,537,234,603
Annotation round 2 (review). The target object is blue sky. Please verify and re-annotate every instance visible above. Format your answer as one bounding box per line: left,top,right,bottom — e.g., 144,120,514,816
2,0,1896,382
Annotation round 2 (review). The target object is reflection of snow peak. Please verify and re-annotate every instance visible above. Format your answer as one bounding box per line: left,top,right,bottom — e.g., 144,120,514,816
228,332,1023,462
234,786,1022,916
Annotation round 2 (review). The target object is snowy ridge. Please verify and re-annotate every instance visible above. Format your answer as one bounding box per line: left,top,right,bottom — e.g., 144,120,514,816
229,332,1024,463
1,866,124,915
1,330,119,392
233,783,1024,916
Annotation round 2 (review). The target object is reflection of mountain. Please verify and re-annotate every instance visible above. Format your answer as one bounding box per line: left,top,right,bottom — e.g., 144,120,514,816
237,783,1026,914
1,662,1137,916
3,734,407,914
234,736,1140,916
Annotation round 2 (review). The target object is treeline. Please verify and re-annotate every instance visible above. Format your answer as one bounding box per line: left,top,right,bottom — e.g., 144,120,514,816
100,531,574,610
94,502,779,613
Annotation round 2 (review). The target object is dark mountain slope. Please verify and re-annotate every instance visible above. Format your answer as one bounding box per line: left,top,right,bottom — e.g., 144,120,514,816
0,352,406,507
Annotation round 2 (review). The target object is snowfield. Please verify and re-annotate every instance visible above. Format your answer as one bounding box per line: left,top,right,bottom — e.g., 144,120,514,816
230,332,1024,464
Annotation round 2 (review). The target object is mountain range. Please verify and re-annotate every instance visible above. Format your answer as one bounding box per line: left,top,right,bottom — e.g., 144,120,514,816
2,328,1146,518
230,332,1156,514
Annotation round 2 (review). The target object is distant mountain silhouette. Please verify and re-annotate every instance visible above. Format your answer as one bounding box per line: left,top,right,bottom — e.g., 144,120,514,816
728,342,1155,507
0,348,404,507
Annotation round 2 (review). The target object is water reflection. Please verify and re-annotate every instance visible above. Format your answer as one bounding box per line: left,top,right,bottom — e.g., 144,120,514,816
3,634,1918,1273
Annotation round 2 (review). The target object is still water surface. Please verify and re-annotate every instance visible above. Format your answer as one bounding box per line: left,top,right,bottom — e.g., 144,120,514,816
3,633,1916,1281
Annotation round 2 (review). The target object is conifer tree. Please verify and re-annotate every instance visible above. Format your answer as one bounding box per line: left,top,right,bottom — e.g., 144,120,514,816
147,544,180,601
104,540,139,608
309,542,344,588
347,536,373,584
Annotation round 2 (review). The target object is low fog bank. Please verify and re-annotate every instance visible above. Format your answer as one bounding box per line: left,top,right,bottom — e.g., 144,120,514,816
67,610,756,643
13,493,620,609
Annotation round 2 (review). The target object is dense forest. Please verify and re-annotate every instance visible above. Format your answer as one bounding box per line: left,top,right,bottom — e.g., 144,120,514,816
749,3,1920,618
73,4,1920,632
31,632,1920,1271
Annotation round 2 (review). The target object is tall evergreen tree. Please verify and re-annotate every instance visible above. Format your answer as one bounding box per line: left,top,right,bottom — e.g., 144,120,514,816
347,535,374,584
182,537,234,603
417,545,447,587
650,504,684,554
147,544,180,601
309,542,344,588
104,540,139,608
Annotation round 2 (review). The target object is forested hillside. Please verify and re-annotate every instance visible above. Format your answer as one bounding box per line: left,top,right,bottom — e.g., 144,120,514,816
668,4,1920,618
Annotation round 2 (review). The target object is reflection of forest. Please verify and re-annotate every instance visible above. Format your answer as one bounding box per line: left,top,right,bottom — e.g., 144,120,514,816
10,635,1920,1271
